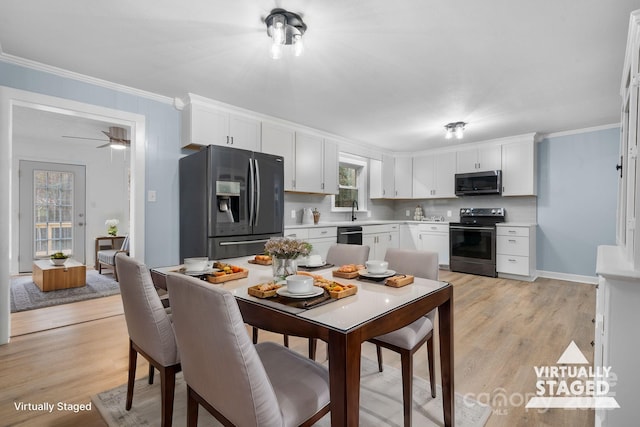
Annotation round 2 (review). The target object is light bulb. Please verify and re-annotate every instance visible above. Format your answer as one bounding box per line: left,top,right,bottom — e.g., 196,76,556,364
455,124,465,139
271,14,285,45
445,126,453,139
293,34,304,57
110,142,127,150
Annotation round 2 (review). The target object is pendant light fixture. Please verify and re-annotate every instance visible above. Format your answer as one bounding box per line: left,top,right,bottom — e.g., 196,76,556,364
445,122,467,139
265,8,307,59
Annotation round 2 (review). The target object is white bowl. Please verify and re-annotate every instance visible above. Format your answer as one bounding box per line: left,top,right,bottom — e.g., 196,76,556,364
184,257,209,272
366,260,388,274
286,275,314,294
50,258,67,266
306,254,323,266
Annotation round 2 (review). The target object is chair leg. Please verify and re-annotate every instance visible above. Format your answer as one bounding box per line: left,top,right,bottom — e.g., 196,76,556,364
126,340,137,410
308,338,317,360
187,386,199,427
400,350,413,427
159,365,178,427
148,363,155,384
376,344,384,372
252,326,259,344
283,334,289,348
426,336,436,398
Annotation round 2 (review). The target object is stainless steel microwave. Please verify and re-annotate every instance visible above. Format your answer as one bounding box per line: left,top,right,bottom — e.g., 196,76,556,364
454,170,502,196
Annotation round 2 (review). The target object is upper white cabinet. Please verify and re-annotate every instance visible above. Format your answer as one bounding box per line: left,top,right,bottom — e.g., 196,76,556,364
369,159,383,199
261,122,296,191
294,132,339,194
413,151,456,198
502,139,537,196
181,95,260,151
394,156,413,198
262,124,338,194
456,145,502,173
382,154,396,198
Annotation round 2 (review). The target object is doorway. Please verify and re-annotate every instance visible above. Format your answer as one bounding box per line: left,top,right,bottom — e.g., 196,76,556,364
18,161,87,272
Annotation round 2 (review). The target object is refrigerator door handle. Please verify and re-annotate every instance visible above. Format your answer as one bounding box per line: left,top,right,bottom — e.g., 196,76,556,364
248,158,255,226
254,158,261,227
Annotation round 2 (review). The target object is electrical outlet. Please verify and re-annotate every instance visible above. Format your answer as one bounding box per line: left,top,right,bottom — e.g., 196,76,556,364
147,190,157,202
291,209,296,219
447,210,452,217
405,210,410,217
367,211,372,218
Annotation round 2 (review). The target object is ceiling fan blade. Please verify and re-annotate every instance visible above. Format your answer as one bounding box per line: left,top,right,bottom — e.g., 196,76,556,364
62,135,107,142
96,142,111,148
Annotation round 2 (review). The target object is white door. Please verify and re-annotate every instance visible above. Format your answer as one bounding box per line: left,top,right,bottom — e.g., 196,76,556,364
19,161,86,272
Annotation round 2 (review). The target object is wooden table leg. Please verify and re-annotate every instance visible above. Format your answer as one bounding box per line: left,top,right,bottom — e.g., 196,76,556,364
327,330,361,427
438,289,455,427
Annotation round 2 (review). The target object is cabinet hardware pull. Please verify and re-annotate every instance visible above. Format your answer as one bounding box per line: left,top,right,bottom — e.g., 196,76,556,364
508,230,516,233
226,135,230,144
508,258,516,262
590,340,594,347
508,239,516,243
592,318,595,323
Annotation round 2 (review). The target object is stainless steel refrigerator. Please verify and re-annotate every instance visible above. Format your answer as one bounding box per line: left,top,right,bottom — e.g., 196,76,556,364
179,145,284,261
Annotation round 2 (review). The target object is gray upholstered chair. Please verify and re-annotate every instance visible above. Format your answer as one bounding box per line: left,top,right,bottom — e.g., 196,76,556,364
325,243,370,266
98,234,129,280
367,248,438,427
166,272,331,427
115,253,181,427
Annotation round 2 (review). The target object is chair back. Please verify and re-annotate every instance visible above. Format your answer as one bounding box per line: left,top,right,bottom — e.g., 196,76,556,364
166,273,283,427
384,248,439,280
325,244,370,266
120,234,130,252
115,253,178,366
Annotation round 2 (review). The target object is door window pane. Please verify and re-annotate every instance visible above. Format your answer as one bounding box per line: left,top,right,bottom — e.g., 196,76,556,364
33,170,74,257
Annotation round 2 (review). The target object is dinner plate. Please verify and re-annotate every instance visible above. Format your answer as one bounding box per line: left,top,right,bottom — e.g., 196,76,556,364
276,286,324,299
299,262,329,268
358,269,396,279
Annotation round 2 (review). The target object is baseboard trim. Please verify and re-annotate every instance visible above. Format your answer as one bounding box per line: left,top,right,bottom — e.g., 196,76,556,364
536,270,598,285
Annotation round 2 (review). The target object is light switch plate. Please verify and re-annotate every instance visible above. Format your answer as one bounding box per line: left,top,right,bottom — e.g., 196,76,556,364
447,210,452,217
367,211,372,218
291,209,296,219
406,210,410,217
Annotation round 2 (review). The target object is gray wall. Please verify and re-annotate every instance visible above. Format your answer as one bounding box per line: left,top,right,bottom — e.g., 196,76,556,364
536,127,619,276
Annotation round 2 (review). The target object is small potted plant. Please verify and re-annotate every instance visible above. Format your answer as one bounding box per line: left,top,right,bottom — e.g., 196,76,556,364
50,252,69,266
264,238,312,280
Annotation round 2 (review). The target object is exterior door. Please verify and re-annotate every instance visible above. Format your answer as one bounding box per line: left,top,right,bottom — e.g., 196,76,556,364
19,161,86,272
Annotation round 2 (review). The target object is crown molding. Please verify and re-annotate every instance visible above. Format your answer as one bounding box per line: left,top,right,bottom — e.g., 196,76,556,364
538,123,620,140
0,52,174,105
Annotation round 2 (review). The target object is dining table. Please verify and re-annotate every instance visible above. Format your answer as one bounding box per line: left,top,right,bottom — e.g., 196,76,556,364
150,256,454,427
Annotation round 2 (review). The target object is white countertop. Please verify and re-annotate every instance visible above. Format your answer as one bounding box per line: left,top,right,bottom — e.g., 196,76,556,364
285,220,450,229
497,222,537,227
596,245,640,281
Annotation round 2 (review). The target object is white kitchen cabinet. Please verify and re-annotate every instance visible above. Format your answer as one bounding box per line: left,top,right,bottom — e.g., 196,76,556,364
417,223,450,266
369,159,383,199
362,224,399,260
261,126,338,194
456,145,502,173
413,151,456,198
496,224,536,280
181,97,260,151
284,227,337,261
399,224,419,250
501,139,537,196
381,154,395,198
394,156,413,198
261,122,296,191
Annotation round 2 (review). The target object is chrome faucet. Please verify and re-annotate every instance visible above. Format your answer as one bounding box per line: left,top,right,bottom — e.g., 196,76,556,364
351,200,358,221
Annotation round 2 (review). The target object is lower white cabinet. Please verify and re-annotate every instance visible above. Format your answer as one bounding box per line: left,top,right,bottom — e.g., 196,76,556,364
284,227,337,261
417,223,449,266
362,224,399,260
496,224,536,279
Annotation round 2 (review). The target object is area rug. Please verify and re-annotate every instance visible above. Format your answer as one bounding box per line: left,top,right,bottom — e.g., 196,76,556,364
10,270,120,312
93,357,491,427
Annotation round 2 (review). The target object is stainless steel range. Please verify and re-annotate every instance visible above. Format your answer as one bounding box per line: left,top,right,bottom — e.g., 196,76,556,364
449,208,505,277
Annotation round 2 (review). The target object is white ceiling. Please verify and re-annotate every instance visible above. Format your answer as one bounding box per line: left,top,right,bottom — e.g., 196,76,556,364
1,1,637,152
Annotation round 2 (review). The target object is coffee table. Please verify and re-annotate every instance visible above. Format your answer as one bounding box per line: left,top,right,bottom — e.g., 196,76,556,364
32,258,87,292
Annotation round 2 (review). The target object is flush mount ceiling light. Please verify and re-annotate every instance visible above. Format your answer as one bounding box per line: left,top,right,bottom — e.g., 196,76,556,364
265,8,307,59
445,122,467,140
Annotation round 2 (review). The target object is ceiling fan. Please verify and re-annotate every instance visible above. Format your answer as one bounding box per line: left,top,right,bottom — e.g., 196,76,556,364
62,126,130,149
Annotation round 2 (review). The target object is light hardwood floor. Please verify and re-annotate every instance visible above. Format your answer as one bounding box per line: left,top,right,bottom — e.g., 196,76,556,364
1,272,595,426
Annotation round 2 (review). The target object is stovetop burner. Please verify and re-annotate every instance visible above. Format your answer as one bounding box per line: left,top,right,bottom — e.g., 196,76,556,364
457,207,505,226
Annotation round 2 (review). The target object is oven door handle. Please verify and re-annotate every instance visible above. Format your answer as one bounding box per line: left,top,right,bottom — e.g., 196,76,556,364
450,225,495,231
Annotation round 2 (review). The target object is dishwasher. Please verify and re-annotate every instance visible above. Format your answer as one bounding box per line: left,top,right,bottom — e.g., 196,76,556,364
337,226,363,245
